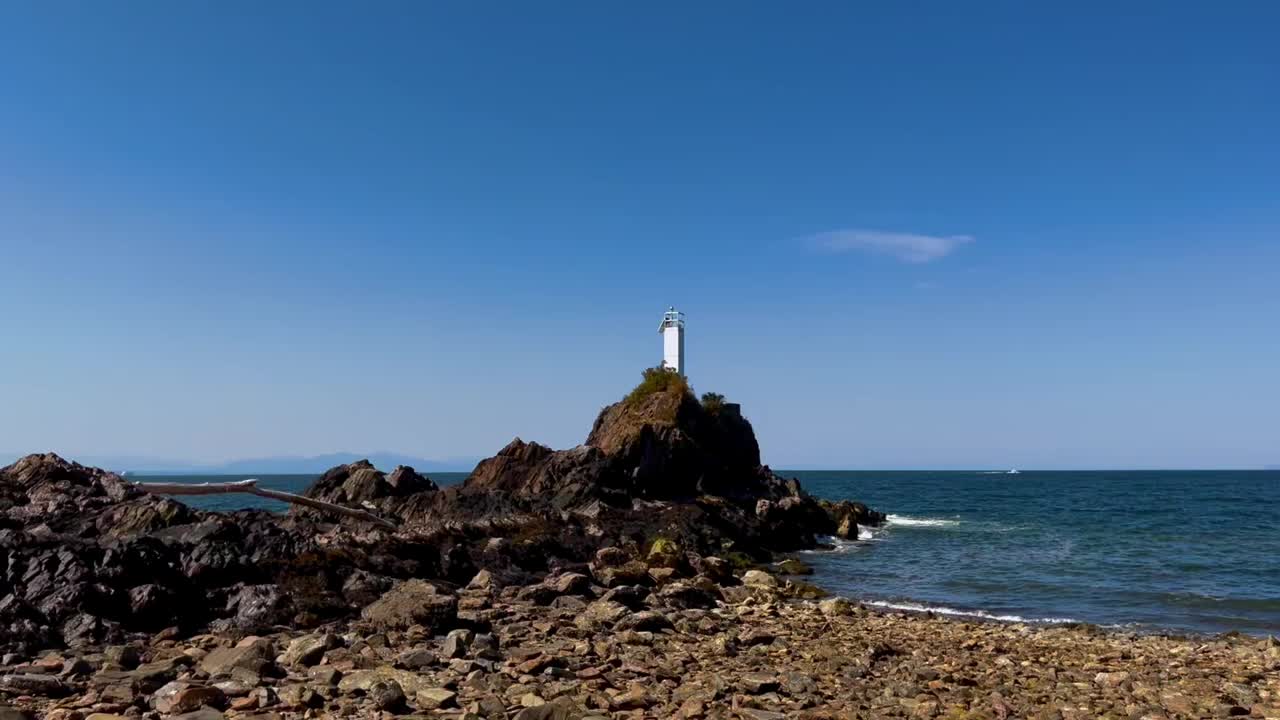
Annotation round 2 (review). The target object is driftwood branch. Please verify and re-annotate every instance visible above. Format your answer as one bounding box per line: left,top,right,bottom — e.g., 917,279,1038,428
134,479,398,530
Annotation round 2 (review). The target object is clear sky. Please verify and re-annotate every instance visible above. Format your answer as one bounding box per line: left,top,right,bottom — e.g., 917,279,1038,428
2,2,1277,469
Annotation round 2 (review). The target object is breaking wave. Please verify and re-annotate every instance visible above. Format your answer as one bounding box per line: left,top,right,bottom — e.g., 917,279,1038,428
863,599,1077,625
885,514,961,528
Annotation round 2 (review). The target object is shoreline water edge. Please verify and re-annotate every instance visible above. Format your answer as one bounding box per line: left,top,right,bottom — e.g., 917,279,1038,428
2,381,1278,717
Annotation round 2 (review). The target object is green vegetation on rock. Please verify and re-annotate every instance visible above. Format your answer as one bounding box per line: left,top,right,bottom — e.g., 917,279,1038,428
625,366,693,407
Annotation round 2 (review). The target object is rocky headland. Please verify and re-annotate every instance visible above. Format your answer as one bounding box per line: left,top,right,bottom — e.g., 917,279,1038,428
2,377,1277,719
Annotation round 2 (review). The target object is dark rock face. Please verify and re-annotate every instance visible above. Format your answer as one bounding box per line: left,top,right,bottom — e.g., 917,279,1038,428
400,385,882,573
295,461,438,518
0,454,442,653
0,386,883,655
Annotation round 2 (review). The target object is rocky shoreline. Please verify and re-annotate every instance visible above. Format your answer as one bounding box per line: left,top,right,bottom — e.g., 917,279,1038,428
1,563,1277,719
3,378,1278,718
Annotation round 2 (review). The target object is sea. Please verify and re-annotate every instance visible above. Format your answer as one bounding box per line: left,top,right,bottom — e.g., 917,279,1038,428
142,469,1280,637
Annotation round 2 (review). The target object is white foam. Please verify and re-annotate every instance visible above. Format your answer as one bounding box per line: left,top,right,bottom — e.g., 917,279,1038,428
803,535,863,554
863,600,1076,625
857,525,876,540
885,514,960,528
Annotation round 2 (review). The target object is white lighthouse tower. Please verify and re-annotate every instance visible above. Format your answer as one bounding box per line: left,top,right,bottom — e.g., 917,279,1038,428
658,307,685,376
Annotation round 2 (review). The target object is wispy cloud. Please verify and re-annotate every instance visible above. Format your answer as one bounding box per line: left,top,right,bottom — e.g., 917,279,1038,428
807,229,974,264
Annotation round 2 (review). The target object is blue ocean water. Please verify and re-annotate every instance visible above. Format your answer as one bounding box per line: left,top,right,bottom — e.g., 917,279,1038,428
143,469,1280,636
795,470,1280,637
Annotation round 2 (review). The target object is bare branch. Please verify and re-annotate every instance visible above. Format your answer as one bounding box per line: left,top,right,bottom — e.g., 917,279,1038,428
133,479,397,530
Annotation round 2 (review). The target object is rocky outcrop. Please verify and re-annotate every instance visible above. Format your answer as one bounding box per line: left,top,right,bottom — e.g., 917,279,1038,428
0,454,448,653
295,460,437,514
0,384,884,655
414,384,869,565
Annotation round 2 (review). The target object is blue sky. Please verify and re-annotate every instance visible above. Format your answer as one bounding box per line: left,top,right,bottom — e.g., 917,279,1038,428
2,2,1277,469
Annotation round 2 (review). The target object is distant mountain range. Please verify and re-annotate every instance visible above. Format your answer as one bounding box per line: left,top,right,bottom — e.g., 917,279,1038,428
0,452,479,476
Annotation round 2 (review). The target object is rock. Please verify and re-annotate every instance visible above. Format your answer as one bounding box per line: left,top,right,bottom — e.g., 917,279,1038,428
646,537,683,568
575,600,631,631
773,558,813,575
157,684,226,714
442,628,474,659
1095,671,1131,687
276,684,322,709
360,579,457,632
102,645,141,670
415,687,458,710
339,666,439,697
0,673,67,697
656,580,719,609
199,638,277,678
742,570,778,588
739,710,786,720
0,709,34,720
280,634,330,668
615,610,674,633
593,561,651,588
370,680,406,712
740,671,780,693
611,684,653,710
546,572,591,596
168,710,226,720
818,597,854,617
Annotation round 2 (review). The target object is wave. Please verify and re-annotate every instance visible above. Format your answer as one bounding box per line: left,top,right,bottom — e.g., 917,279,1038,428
863,599,1077,625
885,513,961,528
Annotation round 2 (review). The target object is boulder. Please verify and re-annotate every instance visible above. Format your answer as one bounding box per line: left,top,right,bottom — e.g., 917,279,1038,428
360,580,457,632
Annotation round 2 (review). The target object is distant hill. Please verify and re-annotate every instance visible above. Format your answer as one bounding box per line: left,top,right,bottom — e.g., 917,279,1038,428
1,452,479,476
191,453,479,475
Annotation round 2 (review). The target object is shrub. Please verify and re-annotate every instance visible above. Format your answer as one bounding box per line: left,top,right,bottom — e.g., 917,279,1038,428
700,392,726,414
625,366,692,406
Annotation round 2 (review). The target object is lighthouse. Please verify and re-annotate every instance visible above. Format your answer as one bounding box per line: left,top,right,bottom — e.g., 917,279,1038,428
658,307,685,376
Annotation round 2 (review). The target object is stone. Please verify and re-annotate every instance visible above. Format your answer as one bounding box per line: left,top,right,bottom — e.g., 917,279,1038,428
168,710,226,720
614,610,674,632
442,628,475,659
360,579,457,632
102,645,141,670
742,570,778,588
339,665,439,697
0,673,67,697
575,600,631,631
740,671,780,693
513,698,582,720
199,638,277,678
168,685,227,714
370,680,406,712
818,597,855,616
280,634,330,668
416,687,458,710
